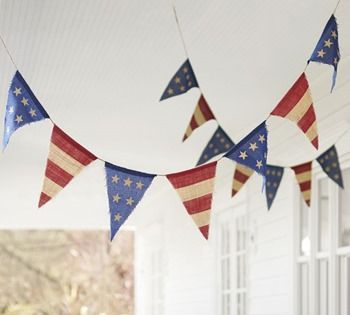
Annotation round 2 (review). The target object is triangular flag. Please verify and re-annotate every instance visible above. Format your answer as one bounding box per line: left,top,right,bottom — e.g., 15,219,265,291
167,162,217,239
316,145,343,188
308,15,340,91
232,163,254,197
271,73,319,149
38,125,97,207
183,94,215,141
160,59,199,101
197,126,234,166
292,161,312,207
225,121,268,176
3,71,49,149
105,163,156,240
265,165,284,210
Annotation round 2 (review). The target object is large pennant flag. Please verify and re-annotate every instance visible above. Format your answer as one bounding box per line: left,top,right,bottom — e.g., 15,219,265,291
292,161,312,207
308,15,340,91
197,126,234,165
225,121,268,176
232,163,254,197
167,162,217,239
3,71,49,149
316,145,343,188
105,163,155,240
271,73,318,149
265,165,284,210
160,59,199,101
38,125,97,207
183,94,215,141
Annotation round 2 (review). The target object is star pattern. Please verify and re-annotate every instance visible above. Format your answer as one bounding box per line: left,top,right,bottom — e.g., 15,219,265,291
265,165,284,209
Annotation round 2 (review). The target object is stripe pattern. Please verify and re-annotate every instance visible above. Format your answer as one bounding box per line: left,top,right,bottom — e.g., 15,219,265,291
167,162,217,239
292,161,312,207
39,125,97,207
271,73,319,149
232,164,254,197
183,94,215,141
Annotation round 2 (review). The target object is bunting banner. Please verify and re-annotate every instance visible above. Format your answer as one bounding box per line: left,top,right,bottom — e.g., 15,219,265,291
183,94,215,141
292,161,312,207
105,163,156,240
316,145,343,188
271,73,318,149
3,71,49,149
38,125,97,207
197,126,234,165
231,163,254,197
265,165,284,210
166,162,217,239
308,15,340,91
160,59,199,101
225,121,268,176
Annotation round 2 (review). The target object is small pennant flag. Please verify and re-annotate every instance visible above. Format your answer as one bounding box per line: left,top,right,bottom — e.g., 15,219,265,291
225,121,268,176
232,163,254,197
197,126,234,166
160,59,199,101
3,71,49,149
38,125,97,207
292,161,312,207
316,145,343,188
308,15,340,91
167,162,217,239
265,165,284,210
105,163,155,240
271,73,318,149
183,94,215,141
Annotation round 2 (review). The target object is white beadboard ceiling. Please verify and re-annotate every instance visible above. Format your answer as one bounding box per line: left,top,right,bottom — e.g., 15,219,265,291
0,0,349,229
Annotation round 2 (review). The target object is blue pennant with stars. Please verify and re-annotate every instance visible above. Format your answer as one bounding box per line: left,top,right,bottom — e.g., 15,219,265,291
160,59,199,101
224,121,268,176
265,165,284,210
197,126,234,166
2,71,49,149
308,15,340,91
316,145,343,188
105,162,156,241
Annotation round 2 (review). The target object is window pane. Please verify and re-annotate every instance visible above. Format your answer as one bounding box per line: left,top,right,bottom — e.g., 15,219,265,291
318,259,329,315
300,198,311,256
339,169,350,247
318,178,329,252
300,263,309,315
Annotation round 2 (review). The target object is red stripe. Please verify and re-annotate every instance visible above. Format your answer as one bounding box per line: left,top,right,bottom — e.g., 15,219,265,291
297,104,316,132
38,192,51,208
51,125,97,166
199,225,209,239
183,194,212,215
197,95,215,121
45,159,74,188
167,162,217,188
234,169,251,184
190,116,198,130
271,73,309,117
311,137,319,149
305,200,310,207
292,162,312,174
299,181,311,191
232,189,238,197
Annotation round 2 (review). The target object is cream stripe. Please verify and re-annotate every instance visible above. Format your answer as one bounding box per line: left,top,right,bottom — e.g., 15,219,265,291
237,164,254,177
191,209,211,227
302,190,311,202
296,170,311,183
305,121,318,142
176,178,214,202
42,177,63,199
184,125,193,138
49,143,84,176
232,180,244,192
285,89,312,122
193,105,206,126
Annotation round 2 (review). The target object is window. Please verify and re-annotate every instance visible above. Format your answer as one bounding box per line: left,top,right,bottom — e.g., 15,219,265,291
150,249,164,315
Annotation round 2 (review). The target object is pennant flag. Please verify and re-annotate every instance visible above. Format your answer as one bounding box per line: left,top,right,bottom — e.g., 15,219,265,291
197,126,234,165
167,162,217,239
225,121,268,176
105,163,155,240
232,163,254,197
308,15,340,91
316,145,343,188
3,71,49,149
38,125,97,207
265,165,284,210
183,94,215,141
271,73,318,149
292,161,312,207
160,59,199,101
